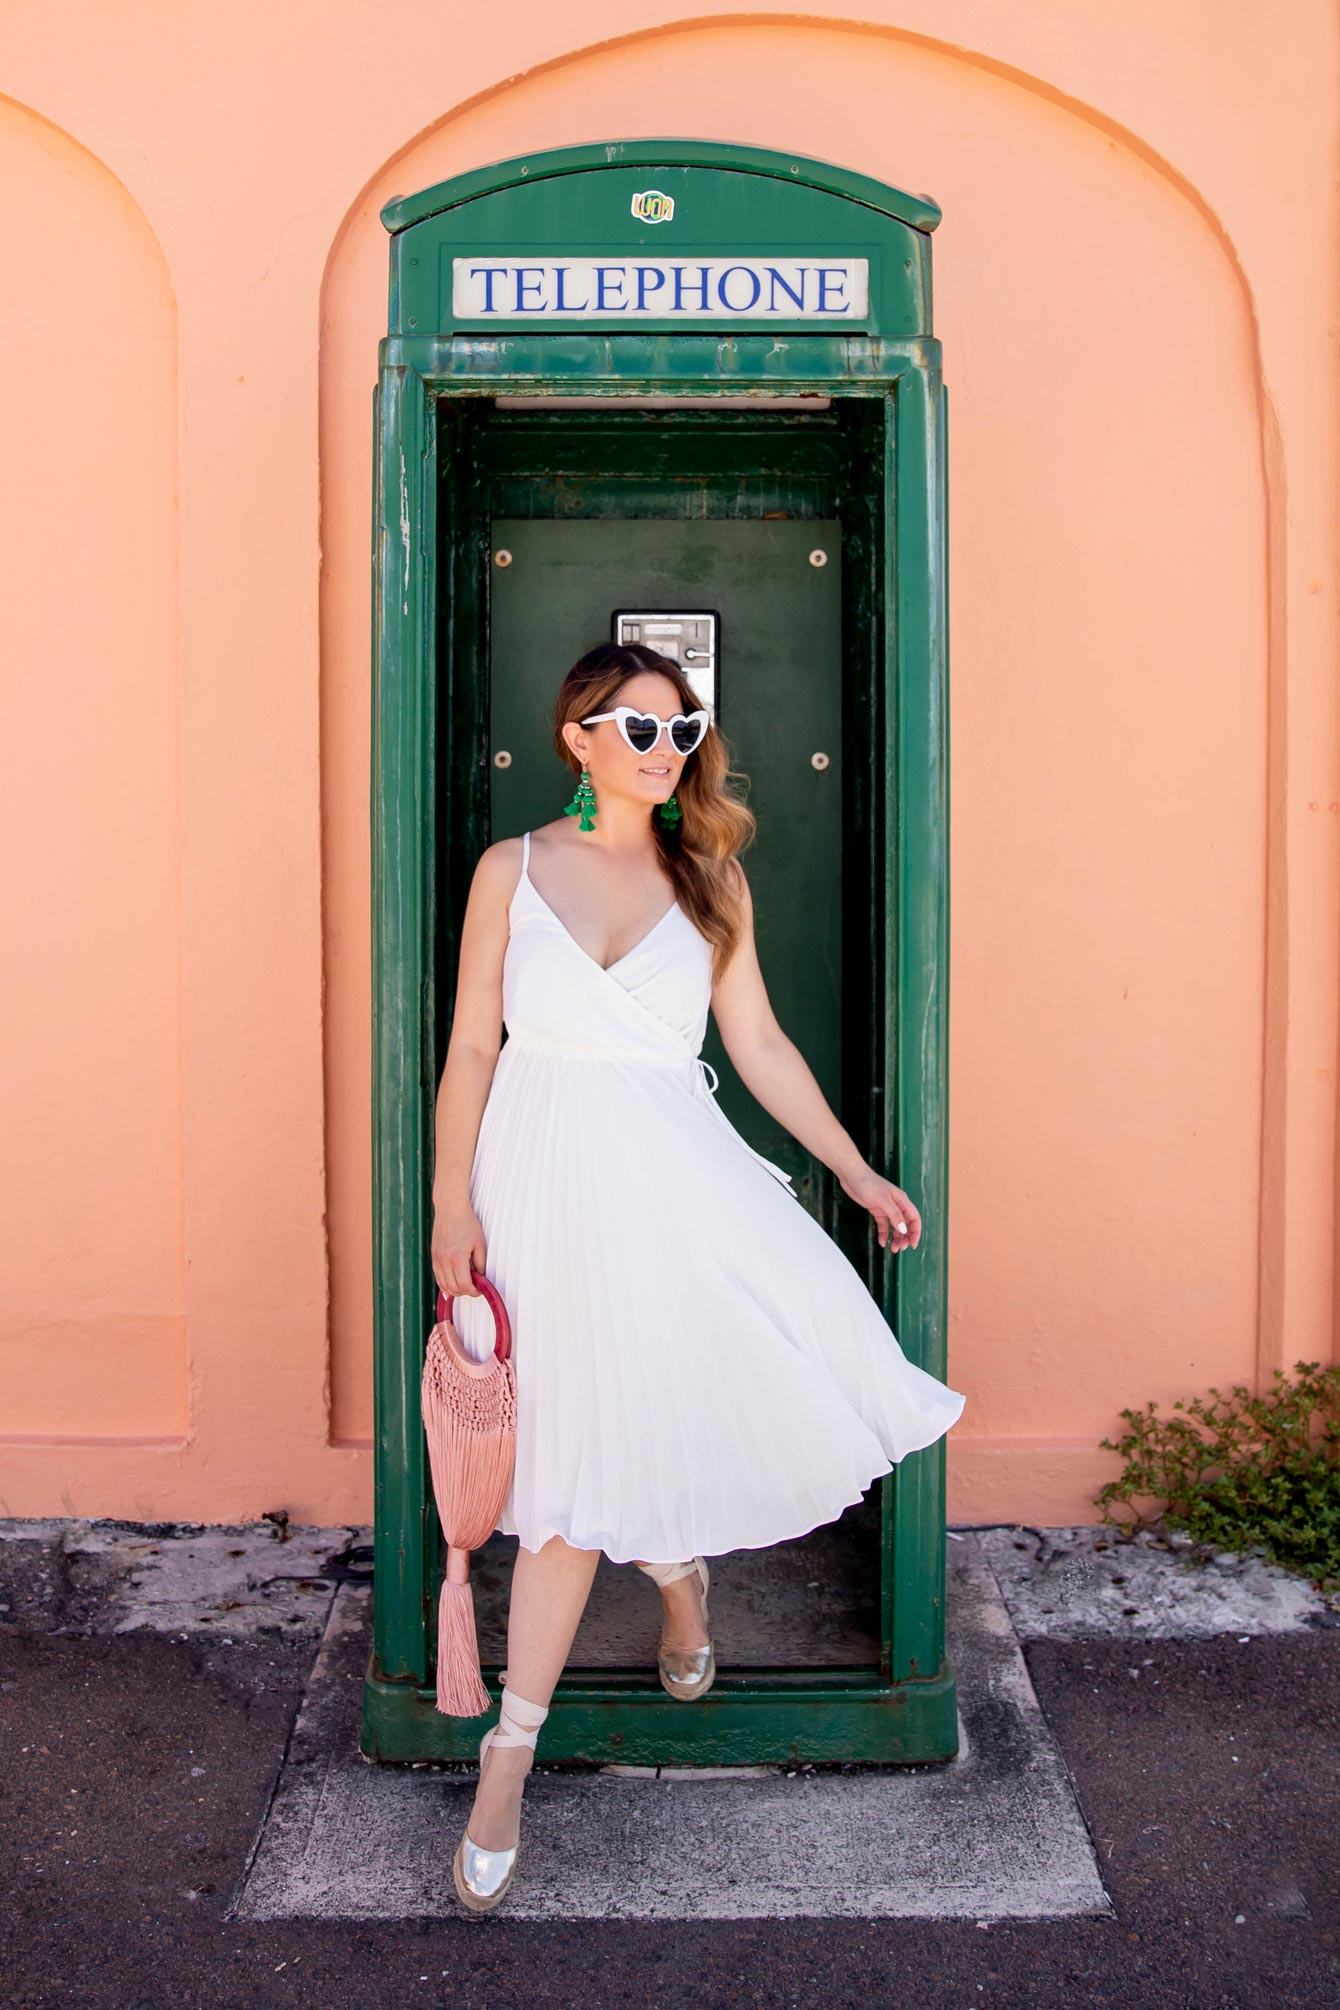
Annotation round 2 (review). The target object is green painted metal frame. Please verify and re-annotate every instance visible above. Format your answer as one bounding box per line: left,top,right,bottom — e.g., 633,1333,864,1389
366,142,952,1765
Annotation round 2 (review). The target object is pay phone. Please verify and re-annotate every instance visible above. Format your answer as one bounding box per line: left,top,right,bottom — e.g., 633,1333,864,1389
612,611,719,711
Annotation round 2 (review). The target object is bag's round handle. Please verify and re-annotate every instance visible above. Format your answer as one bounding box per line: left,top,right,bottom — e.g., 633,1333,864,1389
436,1268,512,1363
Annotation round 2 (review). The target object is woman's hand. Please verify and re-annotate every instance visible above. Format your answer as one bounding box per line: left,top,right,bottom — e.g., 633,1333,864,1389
838,1166,922,1251
431,1192,488,1297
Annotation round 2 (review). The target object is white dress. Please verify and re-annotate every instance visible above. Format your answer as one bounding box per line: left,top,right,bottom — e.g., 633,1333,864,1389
451,829,966,1564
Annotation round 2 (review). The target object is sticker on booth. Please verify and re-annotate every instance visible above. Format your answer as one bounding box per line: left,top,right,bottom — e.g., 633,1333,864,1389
631,189,675,223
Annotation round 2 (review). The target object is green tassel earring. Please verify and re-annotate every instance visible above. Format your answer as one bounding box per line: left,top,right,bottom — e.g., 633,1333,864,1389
563,764,598,832
657,792,682,829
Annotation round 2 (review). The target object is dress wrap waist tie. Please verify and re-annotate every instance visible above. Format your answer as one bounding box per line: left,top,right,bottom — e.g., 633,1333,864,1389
689,1057,797,1194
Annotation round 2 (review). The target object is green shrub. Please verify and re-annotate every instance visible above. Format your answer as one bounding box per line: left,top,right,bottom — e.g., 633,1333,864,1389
1096,1359,1340,1591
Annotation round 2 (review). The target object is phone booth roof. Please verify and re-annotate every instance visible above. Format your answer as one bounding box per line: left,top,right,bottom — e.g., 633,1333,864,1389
379,138,940,345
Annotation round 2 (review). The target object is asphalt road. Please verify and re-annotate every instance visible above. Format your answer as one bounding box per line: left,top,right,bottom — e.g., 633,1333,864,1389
2,1620,1336,2008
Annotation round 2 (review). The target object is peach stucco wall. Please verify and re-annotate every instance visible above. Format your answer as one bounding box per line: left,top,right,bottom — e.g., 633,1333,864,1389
2,4,1337,1525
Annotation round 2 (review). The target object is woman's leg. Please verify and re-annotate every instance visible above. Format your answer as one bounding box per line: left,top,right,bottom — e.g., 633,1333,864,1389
464,1534,601,1852
632,1558,711,1651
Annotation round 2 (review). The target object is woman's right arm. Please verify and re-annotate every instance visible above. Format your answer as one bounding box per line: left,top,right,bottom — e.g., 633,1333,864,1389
430,839,519,1297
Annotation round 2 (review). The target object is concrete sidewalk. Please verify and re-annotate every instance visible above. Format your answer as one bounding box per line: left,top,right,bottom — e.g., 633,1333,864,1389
1,1515,1336,2006
235,1537,1108,1923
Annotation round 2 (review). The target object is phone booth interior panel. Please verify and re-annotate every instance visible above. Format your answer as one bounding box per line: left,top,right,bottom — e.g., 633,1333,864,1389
367,141,952,1765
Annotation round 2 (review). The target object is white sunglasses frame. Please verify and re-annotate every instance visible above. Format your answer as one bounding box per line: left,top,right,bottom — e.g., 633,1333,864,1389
579,704,712,757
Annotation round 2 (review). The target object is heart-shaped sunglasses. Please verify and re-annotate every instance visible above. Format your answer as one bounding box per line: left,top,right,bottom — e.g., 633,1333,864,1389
579,704,711,757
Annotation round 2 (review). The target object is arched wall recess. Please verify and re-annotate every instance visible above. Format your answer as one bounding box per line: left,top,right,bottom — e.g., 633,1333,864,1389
0,96,184,1447
319,27,1271,1546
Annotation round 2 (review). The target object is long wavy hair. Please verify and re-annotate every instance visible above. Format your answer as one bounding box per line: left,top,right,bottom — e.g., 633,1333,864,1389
553,642,756,975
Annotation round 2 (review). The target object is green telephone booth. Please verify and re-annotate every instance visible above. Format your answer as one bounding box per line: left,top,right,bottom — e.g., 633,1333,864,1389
365,139,954,1766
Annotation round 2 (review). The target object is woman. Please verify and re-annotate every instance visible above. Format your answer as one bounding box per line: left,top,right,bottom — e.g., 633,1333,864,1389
432,640,966,1913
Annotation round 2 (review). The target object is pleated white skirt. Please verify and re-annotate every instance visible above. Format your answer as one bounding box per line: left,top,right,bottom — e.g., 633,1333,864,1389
451,1037,967,1564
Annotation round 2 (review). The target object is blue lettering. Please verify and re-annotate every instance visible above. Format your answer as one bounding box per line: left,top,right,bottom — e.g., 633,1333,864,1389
766,265,807,313
468,266,505,312
465,258,856,319
635,265,667,311
594,265,628,309
672,264,711,311
512,266,545,311
716,264,762,312
553,266,589,311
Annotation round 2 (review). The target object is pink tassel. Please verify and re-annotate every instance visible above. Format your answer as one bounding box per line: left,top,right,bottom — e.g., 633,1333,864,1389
436,1568,492,1718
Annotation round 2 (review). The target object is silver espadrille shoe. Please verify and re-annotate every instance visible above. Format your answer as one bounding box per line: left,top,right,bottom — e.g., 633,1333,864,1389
452,1679,549,1914
636,1555,715,1701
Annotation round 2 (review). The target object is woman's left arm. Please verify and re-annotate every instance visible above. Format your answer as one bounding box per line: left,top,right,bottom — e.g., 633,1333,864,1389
710,860,920,1251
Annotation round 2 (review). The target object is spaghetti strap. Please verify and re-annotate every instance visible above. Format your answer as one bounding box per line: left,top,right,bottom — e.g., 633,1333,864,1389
521,829,530,879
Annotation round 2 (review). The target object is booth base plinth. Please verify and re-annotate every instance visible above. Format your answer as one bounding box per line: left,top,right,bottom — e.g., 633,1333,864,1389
360,1653,960,1766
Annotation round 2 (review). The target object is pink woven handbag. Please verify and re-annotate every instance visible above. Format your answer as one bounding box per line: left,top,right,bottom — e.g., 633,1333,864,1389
421,1268,517,1717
